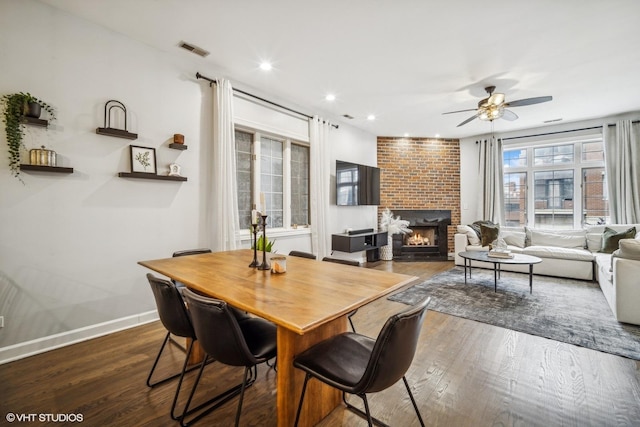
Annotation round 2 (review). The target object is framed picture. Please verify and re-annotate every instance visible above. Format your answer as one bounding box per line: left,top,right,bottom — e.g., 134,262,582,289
130,145,157,174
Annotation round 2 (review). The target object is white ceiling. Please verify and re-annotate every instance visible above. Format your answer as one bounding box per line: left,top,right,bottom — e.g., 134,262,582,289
41,0,640,139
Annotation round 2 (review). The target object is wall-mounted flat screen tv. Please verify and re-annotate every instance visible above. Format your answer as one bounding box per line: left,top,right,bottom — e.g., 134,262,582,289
336,160,381,206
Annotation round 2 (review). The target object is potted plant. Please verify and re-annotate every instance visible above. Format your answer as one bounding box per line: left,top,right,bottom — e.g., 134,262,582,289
379,208,412,260
1,92,56,178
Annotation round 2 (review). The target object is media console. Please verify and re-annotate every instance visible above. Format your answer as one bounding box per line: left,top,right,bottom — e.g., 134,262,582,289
331,230,388,262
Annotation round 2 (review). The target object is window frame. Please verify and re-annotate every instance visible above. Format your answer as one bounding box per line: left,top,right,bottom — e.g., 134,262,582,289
503,133,607,229
235,126,311,236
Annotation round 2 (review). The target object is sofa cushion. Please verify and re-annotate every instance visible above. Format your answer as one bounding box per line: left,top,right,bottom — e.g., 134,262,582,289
529,229,586,249
500,230,526,248
612,238,640,260
457,224,481,245
480,223,500,247
523,245,594,261
600,226,636,253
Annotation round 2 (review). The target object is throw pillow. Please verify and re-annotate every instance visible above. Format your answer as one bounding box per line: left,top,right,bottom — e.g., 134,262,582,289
480,223,500,247
456,224,481,246
600,226,636,254
470,220,496,238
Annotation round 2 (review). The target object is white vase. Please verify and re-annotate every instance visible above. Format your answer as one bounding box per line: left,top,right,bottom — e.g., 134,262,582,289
380,244,393,261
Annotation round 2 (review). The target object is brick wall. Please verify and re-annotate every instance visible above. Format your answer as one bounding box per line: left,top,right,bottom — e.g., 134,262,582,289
377,137,461,251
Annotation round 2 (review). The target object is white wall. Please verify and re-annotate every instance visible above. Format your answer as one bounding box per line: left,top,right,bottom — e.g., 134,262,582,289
0,0,378,362
459,111,640,225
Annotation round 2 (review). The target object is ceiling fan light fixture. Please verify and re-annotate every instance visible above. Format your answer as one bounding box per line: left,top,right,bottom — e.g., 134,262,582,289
478,104,504,121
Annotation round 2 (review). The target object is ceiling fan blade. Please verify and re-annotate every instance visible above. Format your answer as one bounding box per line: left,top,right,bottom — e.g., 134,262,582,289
505,96,553,108
502,109,518,121
442,108,477,115
457,114,478,127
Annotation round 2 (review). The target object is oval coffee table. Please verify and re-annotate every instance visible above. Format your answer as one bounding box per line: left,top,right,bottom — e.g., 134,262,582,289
458,251,542,294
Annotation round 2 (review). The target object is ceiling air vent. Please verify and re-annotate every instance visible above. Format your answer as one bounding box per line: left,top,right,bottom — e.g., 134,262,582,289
179,41,210,57
543,118,563,123
342,114,355,120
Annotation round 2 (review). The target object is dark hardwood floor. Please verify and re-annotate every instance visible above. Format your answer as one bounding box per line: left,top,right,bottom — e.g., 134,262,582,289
2,260,639,426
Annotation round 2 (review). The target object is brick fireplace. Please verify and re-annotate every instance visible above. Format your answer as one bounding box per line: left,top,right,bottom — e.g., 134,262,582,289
377,136,460,254
391,210,451,260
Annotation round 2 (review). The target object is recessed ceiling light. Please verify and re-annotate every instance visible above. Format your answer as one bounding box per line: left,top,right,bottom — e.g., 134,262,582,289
325,94,336,101
259,62,272,71
403,133,410,137
435,134,440,138
367,114,376,121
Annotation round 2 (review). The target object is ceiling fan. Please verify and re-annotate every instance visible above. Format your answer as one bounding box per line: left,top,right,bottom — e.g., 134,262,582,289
443,86,552,127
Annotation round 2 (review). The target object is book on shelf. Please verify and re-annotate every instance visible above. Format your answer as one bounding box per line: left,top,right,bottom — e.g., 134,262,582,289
488,249,514,259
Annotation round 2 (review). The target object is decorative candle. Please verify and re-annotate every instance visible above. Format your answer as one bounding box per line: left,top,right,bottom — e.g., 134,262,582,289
251,209,258,225
260,192,266,214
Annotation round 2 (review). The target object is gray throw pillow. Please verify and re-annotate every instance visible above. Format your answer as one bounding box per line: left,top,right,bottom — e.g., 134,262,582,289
600,226,636,254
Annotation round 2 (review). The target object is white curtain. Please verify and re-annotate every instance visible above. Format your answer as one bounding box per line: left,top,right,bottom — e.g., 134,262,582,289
208,79,240,251
604,120,640,223
309,116,332,259
477,136,505,224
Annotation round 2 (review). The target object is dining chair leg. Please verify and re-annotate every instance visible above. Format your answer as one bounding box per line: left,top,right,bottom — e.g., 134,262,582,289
343,393,390,427
361,394,374,427
146,331,173,387
294,373,311,426
179,357,256,427
170,340,194,419
234,366,252,427
402,376,425,427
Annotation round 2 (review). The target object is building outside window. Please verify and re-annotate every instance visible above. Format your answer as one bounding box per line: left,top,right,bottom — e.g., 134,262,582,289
503,136,609,229
235,128,310,231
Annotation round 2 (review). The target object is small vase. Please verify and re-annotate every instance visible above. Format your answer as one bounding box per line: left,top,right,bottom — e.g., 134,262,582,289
25,102,41,119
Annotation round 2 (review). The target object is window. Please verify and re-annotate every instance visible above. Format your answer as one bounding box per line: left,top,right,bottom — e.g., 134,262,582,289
235,129,310,230
503,137,609,229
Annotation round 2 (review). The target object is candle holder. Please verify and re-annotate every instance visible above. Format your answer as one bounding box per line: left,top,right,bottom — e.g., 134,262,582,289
257,215,271,270
249,223,259,267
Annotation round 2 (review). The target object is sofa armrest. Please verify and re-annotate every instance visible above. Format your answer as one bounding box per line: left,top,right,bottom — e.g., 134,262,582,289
613,257,640,325
454,233,469,266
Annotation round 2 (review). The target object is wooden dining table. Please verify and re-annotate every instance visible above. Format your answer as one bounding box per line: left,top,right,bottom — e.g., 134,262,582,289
139,249,417,426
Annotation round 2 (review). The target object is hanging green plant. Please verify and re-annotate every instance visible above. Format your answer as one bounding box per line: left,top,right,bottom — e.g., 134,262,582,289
1,92,56,178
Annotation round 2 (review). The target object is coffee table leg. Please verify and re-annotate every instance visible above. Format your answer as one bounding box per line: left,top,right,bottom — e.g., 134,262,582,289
529,264,533,294
464,258,468,284
493,264,497,292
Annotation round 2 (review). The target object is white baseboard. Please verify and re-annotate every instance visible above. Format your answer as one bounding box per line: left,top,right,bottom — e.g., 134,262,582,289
0,310,159,365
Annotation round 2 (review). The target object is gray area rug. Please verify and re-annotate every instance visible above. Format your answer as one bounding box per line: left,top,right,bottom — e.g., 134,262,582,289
389,266,640,360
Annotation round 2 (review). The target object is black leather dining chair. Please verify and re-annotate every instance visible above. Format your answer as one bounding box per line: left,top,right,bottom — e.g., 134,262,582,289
293,297,431,427
181,288,277,427
145,273,202,420
288,250,317,259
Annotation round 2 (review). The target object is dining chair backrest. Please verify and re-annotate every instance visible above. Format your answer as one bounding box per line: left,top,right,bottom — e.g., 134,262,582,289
322,256,360,266
172,248,212,258
146,273,196,340
288,251,316,260
182,288,258,367
357,297,431,394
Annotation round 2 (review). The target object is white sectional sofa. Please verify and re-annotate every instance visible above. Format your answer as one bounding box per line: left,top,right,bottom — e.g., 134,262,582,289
454,223,640,325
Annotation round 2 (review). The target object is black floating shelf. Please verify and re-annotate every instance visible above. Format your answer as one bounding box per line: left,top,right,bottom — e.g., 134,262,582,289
96,127,138,140
118,172,187,182
20,164,73,173
169,143,188,150
21,116,48,127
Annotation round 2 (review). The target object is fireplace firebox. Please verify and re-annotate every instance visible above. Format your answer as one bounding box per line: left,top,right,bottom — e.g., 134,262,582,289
391,210,451,261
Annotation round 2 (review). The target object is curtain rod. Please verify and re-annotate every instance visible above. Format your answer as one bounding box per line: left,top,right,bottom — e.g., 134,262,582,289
502,120,640,141
196,72,339,129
